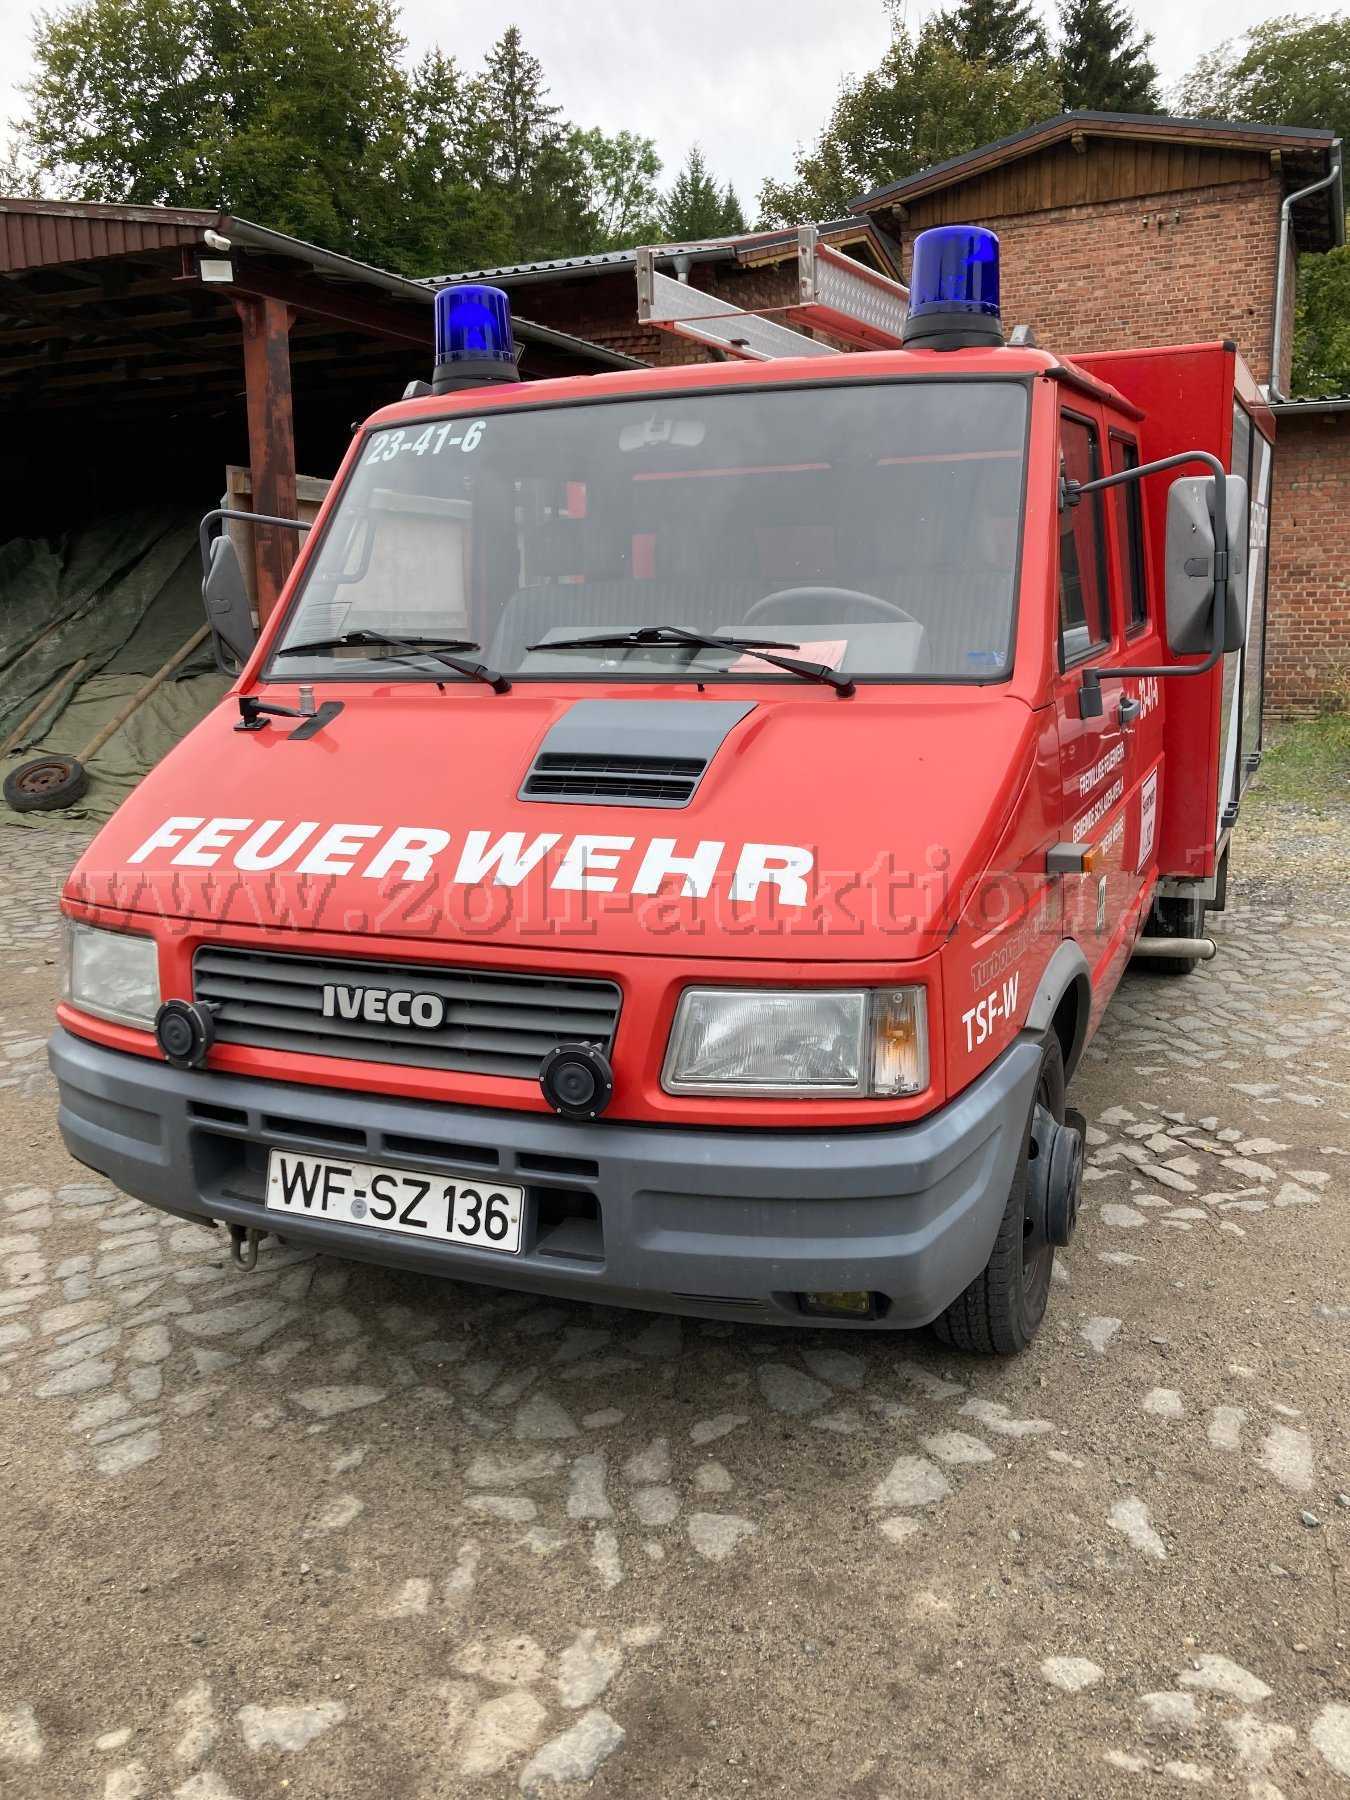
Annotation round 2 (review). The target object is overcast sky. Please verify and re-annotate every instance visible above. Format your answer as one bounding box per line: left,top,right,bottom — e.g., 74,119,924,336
1,0,1344,210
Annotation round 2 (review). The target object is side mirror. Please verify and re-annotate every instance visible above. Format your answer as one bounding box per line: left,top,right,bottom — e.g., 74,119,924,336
202,535,258,675
1165,475,1248,657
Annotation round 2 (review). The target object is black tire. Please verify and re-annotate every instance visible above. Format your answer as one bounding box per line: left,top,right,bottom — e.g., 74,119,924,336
3,755,89,813
933,1034,1065,1356
1133,892,1204,977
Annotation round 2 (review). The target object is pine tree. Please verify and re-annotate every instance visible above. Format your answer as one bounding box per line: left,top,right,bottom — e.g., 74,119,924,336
472,25,563,189
660,146,746,241
934,0,1049,68
1058,0,1160,112
467,26,593,259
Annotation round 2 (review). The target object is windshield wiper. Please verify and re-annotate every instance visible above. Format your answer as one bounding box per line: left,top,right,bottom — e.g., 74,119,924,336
527,624,855,697
276,630,510,694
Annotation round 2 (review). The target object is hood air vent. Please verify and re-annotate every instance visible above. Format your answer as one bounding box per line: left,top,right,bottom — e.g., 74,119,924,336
524,752,705,806
520,699,754,809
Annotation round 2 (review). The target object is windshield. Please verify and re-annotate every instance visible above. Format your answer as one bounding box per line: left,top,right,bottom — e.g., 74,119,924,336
269,379,1029,685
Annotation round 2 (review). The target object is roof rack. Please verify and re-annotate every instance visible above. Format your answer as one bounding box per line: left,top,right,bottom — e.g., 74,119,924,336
636,226,909,362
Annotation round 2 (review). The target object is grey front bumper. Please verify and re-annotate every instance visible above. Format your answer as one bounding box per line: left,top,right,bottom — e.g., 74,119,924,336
50,1026,1042,1330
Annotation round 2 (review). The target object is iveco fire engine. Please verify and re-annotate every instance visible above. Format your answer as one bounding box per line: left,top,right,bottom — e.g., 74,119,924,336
49,226,1269,1352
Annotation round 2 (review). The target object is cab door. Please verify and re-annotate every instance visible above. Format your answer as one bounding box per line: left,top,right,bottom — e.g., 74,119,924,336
1053,408,1142,1005
1105,428,1166,907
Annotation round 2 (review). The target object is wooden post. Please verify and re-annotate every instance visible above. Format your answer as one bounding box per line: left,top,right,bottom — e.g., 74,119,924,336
73,626,212,763
233,295,297,622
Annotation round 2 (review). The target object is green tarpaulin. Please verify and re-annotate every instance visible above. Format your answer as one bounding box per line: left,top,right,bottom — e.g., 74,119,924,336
0,510,228,827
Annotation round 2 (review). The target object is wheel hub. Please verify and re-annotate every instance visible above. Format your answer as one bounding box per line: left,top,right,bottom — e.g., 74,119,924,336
1027,1102,1084,1251
21,762,68,793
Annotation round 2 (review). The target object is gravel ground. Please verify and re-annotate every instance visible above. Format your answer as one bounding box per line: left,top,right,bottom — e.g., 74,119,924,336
0,792,1347,1800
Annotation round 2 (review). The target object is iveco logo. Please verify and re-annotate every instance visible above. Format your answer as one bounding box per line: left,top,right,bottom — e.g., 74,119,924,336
321,985,446,1029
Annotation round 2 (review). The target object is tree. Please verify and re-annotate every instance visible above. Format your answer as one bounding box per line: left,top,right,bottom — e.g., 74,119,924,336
1173,14,1350,398
390,49,517,276
0,137,44,199
11,4,660,272
466,26,593,260
569,127,663,249
932,0,1049,67
758,19,1060,226
20,0,230,209
1172,13,1350,150
1057,0,1160,112
471,25,563,191
1293,246,1350,395
660,146,747,241
13,0,497,269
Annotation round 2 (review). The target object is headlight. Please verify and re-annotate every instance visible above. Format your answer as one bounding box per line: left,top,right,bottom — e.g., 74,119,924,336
63,919,160,1028
662,987,928,1097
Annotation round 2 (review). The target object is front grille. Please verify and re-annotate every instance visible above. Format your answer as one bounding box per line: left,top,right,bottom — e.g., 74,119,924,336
521,751,705,807
194,947,620,1081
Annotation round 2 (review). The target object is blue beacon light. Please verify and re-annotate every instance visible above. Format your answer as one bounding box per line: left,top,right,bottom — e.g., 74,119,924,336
900,225,1004,352
432,283,520,394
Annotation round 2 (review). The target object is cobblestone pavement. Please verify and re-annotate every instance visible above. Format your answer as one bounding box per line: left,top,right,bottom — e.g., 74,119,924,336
0,824,1347,1799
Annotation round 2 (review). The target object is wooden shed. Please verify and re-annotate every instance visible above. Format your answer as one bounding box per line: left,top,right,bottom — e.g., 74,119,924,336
852,112,1342,251
0,198,642,617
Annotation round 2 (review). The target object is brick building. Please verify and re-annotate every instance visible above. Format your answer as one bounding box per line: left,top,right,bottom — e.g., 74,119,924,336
1264,393,1350,711
848,112,1346,715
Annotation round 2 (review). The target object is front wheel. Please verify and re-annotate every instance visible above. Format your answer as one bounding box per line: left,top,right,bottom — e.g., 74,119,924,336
933,1034,1067,1356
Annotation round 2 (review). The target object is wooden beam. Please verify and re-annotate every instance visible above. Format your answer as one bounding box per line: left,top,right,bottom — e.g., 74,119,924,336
0,269,185,313
0,348,409,414
0,271,177,359
233,294,298,621
226,259,428,347
0,305,201,347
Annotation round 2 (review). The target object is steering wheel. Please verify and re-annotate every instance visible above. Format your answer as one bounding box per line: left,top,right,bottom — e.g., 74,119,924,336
741,586,918,626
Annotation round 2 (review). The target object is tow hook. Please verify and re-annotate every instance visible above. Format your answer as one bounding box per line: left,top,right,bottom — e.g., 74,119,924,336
228,1223,264,1271
1030,1104,1085,1248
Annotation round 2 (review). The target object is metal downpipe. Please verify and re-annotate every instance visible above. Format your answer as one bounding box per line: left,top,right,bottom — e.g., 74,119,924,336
1268,140,1344,404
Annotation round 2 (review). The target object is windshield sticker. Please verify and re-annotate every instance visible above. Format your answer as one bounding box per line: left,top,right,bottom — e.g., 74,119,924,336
364,420,486,465
730,639,846,673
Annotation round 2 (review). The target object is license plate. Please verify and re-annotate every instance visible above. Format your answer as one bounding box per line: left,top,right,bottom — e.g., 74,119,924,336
264,1150,524,1254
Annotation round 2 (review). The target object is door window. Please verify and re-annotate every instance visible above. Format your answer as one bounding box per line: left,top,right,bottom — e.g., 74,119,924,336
1058,415,1110,665
1109,436,1148,632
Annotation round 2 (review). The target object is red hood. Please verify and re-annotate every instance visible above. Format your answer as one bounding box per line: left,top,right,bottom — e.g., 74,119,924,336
67,683,1037,964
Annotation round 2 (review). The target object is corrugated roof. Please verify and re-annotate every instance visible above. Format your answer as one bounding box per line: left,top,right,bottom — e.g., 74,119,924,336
431,247,656,284
850,110,1341,214
430,219,873,288
0,196,218,273
1269,392,1350,415
0,195,640,372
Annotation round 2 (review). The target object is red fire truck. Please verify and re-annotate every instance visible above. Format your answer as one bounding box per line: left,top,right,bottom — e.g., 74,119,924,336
49,226,1270,1352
